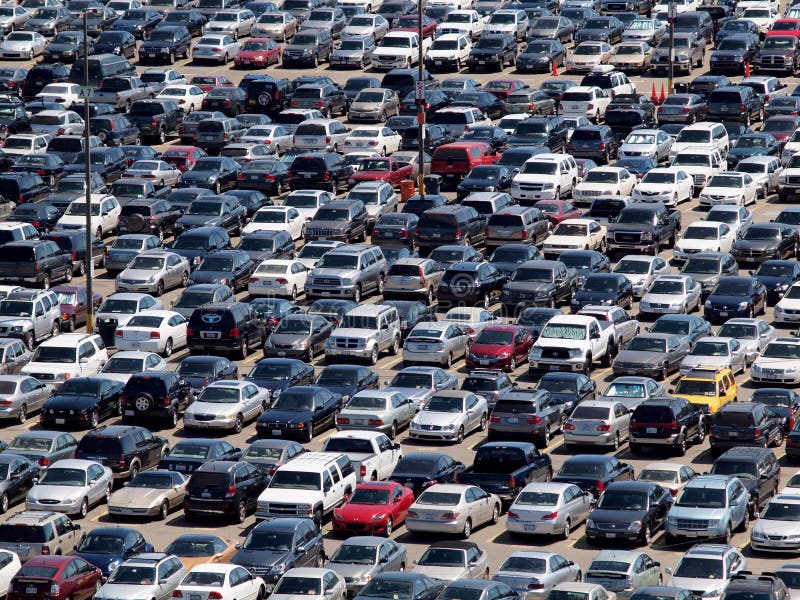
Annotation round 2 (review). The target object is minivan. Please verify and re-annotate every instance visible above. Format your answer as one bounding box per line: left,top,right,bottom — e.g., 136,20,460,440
195,117,247,153
67,53,135,87
416,205,485,252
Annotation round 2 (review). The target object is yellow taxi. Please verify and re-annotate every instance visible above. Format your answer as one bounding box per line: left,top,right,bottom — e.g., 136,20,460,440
672,366,738,414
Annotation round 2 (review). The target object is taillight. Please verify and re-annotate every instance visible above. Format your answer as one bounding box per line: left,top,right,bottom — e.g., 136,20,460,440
455,228,462,237
667,420,679,433
564,422,575,430
441,512,460,520
521,230,529,239
526,416,541,424
323,171,331,181
368,419,384,426
489,416,501,423
596,424,611,431
755,427,762,438
791,415,796,431
186,327,194,337
529,102,536,110
208,592,223,600
229,328,241,337
598,142,606,150
682,107,691,113
38,457,49,467
337,417,350,425
508,475,516,489
587,103,594,110
740,103,746,112
115,330,123,337
225,485,237,498
670,488,678,497
237,173,245,180
71,250,77,261
595,480,605,493
41,547,49,556
541,511,558,520
162,395,171,407
507,510,519,519
326,135,331,143
360,465,367,478
418,267,426,286
173,592,183,598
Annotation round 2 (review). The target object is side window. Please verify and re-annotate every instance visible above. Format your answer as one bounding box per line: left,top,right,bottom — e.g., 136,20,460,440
322,470,333,491
330,465,341,484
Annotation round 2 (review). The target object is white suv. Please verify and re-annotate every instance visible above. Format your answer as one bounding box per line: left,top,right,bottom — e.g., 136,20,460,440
21,333,108,386
669,122,729,160
559,86,611,122
56,194,122,239
511,153,578,202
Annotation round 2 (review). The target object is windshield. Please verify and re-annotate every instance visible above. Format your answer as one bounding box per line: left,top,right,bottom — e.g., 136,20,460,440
109,565,156,585
613,259,650,274
649,280,683,295
541,324,585,340
625,337,667,353
675,487,725,508
604,383,645,398
330,544,377,565
683,258,720,275
40,467,85,487
77,534,123,554
597,490,647,510
424,396,463,413
761,342,800,360
269,470,320,490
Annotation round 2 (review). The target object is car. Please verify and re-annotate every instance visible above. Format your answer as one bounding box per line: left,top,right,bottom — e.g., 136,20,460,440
0,31,45,60
164,535,239,572
585,482,671,545
709,403,785,455
704,276,767,323
329,482,415,536
115,251,190,297
409,390,487,444
182,381,269,433
553,455,634,498
40,377,124,430
255,385,341,441
25,458,113,517
637,462,697,497
465,324,533,372
493,552,582,598
403,322,470,368
7,555,102,600
262,313,333,361
563,398,633,450
4,430,77,471
191,33,240,63
406,484,500,538
639,275,702,319
105,470,187,521
159,439,242,474
665,545,746,596
171,563,266,600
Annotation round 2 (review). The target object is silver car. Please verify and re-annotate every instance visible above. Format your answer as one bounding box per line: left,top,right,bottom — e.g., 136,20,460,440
26,458,113,517
251,11,297,40
640,275,703,317
99,350,168,384
4,431,77,471
30,110,83,135
191,33,240,63
599,376,665,411
584,551,661,600
406,483,501,538
342,13,389,40
409,390,488,443
0,375,50,424
412,542,489,581
678,336,747,376
563,400,631,450
0,6,31,33
441,307,501,338
115,250,190,296
0,339,32,376
183,380,269,432
385,258,445,304
493,551,582,600
403,322,470,367
123,160,182,186
716,318,776,365
327,537,406,597
96,554,186,600
751,495,800,552
206,9,256,37
505,482,592,538
337,390,416,439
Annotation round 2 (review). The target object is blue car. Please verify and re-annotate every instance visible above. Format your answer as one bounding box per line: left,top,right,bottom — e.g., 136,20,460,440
751,259,800,304
648,314,712,346
176,355,238,394
614,156,658,179
75,526,153,576
726,133,780,168
704,275,768,323
570,273,633,312
559,249,610,288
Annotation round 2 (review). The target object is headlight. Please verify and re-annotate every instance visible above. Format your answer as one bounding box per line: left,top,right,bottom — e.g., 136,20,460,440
627,521,642,531
529,347,542,358
586,519,595,528
340,278,352,285
641,232,654,241
776,283,789,291
706,519,720,528
705,300,712,308
445,424,456,430
667,516,677,525
738,301,748,309
11,326,22,332
107,560,121,573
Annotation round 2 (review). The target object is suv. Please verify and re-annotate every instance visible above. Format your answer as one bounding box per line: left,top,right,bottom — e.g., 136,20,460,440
629,396,706,456
665,474,749,543
21,63,70,99
138,25,192,63
0,511,81,561
417,205,485,252
672,366,738,415
710,446,781,516
187,302,266,359
230,518,324,591
245,77,293,115
707,86,764,124
99,554,185,600
255,451,357,526
42,230,106,277
324,304,401,365
117,199,182,241
288,153,354,192
460,369,514,409
195,117,247,154
0,173,48,204
0,289,61,350
120,371,193,428
75,425,168,481
501,259,576,312
21,333,108,386
184,460,269,523
511,153,579,203
438,262,509,308
485,206,550,250
720,574,788,600
305,245,386,303
488,388,563,446
709,402,784,454
304,200,369,244
291,84,347,119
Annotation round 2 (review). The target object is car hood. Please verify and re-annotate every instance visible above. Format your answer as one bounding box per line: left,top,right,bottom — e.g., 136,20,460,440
707,293,748,304
268,333,311,345
343,25,374,35
95,583,159,600
112,19,145,29
414,411,462,427
384,386,432,402
758,48,796,56
642,292,683,304
178,214,222,227
311,267,358,279
140,40,177,49
755,274,792,289
677,239,721,252
180,170,216,183
28,484,89,501
614,349,662,364
187,400,243,416
283,43,316,52
76,552,124,573
46,42,80,51
260,409,312,423
373,47,410,56
469,342,512,355
734,240,775,251
45,395,105,409
504,281,553,293
189,270,232,284
729,146,768,158
712,49,746,58
330,327,378,338
653,47,690,56
588,507,648,525
681,354,731,369
307,219,348,230
412,565,468,580
232,549,288,568
327,562,376,579
107,249,140,262
666,576,727,596
573,289,615,302
110,486,169,507
0,316,32,329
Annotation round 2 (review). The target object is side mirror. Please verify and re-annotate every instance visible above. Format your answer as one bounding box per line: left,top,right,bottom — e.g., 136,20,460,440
665,568,672,575
79,357,88,364
379,556,389,564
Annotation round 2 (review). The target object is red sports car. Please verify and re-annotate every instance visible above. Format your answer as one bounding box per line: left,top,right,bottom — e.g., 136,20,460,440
332,481,414,535
234,38,282,68
393,14,437,38
465,324,534,372
535,200,583,225
8,556,102,600
189,74,234,93
161,146,208,172
483,79,528,100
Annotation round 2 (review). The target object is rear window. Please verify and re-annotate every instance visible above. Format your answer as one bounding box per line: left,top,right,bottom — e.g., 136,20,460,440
120,205,152,217
0,524,47,543
632,403,676,422
709,91,743,103
125,376,167,395
0,247,33,261
388,264,421,276
605,111,644,125
430,113,468,125
488,214,524,227
188,472,229,488
418,213,457,229
291,157,326,171
713,412,755,427
571,129,602,141
295,124,327,136
48,138,83,152
77,437,122,455
493,399,535,413
432,147,468,160
189,309,235,329
198,121,224,133
293,88,322,99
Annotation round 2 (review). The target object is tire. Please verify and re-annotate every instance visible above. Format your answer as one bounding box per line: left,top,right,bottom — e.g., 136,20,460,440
233,414,243,434
660,363,669,381
479,413,487,431
389,336,399,355
490,504,499,525
540,425,551,447
159,500,169,521
385,517,393,536
306,421,314,442
89,410,99,429
455,426,464,444
240,338,249,360
129,462,140,481
235,500,247,524
105,485,111,504
78,497,88,519
462,517,472,538
17,403,26,425
562,518,571,540
40,273,50,290
0,494,9,515
675,433,688,456
157,128,166,144
773,428,784,447
641,524,652,546
313,507,323,527
389,421,397,440
163,338,173,358
369,345,379,365
354,285,362,303
155,280,164,297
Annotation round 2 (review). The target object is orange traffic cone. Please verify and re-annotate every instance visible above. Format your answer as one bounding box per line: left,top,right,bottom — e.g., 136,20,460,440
744,61,751,77
659,83,666,104
651,82,658,104
552,59,559,76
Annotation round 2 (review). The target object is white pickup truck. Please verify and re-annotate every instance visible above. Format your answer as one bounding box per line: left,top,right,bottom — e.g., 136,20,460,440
372,31,433,71
321,431,402,482
528,314,615,374
437,10,487,40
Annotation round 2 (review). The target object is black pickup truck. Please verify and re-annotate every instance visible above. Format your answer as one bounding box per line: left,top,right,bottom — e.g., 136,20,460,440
0,240,73,289
607,203,681,256
127,98,184,144
456,442,552,505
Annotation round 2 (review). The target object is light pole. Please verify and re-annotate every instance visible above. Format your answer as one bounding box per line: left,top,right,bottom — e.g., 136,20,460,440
668,0,675,96
416,0,425,200
82,9,94,334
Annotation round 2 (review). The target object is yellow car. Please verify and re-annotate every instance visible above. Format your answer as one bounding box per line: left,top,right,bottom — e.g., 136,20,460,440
672,366,738,414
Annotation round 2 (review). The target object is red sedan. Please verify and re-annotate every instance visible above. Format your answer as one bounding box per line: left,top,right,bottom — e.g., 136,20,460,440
465,325,533,372
234,38,282,68
483,79,527,100
189,74,234,93
332,481,414,535
8,556,102,600
393,14,437,38
161,146,208,172
535,200,583,225
768,19,800,38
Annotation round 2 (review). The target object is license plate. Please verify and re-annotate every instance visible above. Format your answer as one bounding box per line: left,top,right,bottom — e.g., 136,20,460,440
480,359,490,365
322,292,331,296
418,344,427,350
191,595,201,600
479,60,486,64
277,351,286,357
730,431,738,437
201,492,211,498
549,365,560,371
524,523,537,531
201,331,220,339
125,410,134,416
647,427,657,434
507,417,519,423
606,533,617,538
26,587,37,594
55,418,65,424
719,311,728,317
272,429,282,436
176,464,186,471
435,60,442,65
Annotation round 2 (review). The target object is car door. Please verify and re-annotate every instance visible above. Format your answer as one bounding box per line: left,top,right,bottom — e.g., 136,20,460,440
242,383,263,420
614,402,630,440
86,463,105,505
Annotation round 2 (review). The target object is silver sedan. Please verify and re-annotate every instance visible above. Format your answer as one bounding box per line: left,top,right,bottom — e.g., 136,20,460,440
563,400,631,450
183,381,270,433
336,390,416,439
26,458,114,518
0,375,50,424
406,483,501,538
403,322,470,367
122,160,182,187
192,33,240,63
205,9,255,38
678,336,748,376
493,551,583,600
716,318,776,365
115,250,190,296
505,482,592,538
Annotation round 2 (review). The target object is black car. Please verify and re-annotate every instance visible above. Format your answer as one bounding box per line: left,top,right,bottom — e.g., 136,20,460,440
0,454,37,513
709,402,785,454
360,574,445,600
371,212,419,248
187,302,266,359
61,147,127,183
710,33,759,74
399,89,451,117
176,355,238,394
575,16,624,43
567,124,619,163
342,76,381,102
89,114,140,147
120,371,194,427
184,460,268,523
536,372,595,414
178,157,242,193
0,67,27,94
501,260,577,313
451,91,505,120
569,273,633,312
388,452,465,496
156,9,207,37
43,31,88,63
608,94,655,119
467,34,517,71
306,298,358,326
40,377,125,430
11,154,64,185
461,125,508,151
230,518,324,588
710,446,781,514
186,249,255,292
437,261,509,308
507,116,567,151
244,76,292,115
383,299,436,340
726,133,780,168
237,159,290,195
255,385,341,441
201,87,247,117
401,124,453,152
751,388,800,434
585,480,671,545
288,153,353,193
488,244,541,277
456,165,512,199
751,260,800,304
629,396,706,456
75,424,168,481
91,31,137,58
245,357,314,400
731,222,799,265
237,230,294,263
159,438,242,474
559,249,610,288
461,369,514,410
516,39,566,72
111,7,164,38
138,25,191,63
21,63,70,99
126,98,183,144
0,103,30,137
9,203,60,234
553,455,635,498
314,364,379,400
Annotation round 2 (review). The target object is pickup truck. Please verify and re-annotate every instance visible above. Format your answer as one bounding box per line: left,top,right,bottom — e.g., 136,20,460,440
89,76,157,110
0,240,74,290
372,32,433,71
348,158,414,187
607,203,681,256
456,441,552,505
321,430,402,482
528,314,616,373
437,10,486,40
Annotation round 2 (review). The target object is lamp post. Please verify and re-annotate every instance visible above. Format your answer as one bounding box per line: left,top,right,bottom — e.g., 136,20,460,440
82,10,94,334
668,0,676,96
416,0,425,200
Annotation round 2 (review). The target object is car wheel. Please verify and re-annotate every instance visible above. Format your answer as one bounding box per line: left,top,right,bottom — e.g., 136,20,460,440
509,356,516,372
676,433,688,456
353,285,362,303
773,428,784,447
233,414,243,434
306,422,315,442
385,517,393,536
490,504,499,525
479,413,487,431
159,500,169,521
78,497,88,519
562,518,571,540
641,524,652,545
155,280,165,297
611,432,620,450
482,293,490,309
370,345,379,365
540,425,551,447
462,517,472,538
235,500,247,524
40,273,50,290
17,404,26,425
455,426,464,444
388,421,398,440
163,338,173,358
89,410,98,429
240,338,249,360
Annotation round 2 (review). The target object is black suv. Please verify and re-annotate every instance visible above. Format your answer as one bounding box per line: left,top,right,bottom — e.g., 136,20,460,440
721,574,788,600
138,25,191,63
707,86,764,124
417,205,486,252
0,173,48,204
126,99,184,144
710,446,781,516
117,199,182,240
245,77,293,115
288,153,354,192
437,262,509,308
89,114,140,146
121,372,194,428
75,425,168,481
187,302,266,359
501,259,577,314
230,518,323,586
184,460,269,523
467,33,517,71
568,124,619,163
21,63,70,99
507,116,568,151
629,397,706,456
709,402,784,454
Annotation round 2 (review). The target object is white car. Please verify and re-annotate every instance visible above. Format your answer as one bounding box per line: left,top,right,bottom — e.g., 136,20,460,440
26,459,113,517
242,206,305,239
637,462,697,496
409,390,488,444
248,259,309,299
612,255,672,298
240,125,292,153
183,380,269,432
29,110,84,136
283,190,336,224
735,155,783,199
773,283,800,326
176,564,266,600
1,133,51,157
122,160,182,186
0,550,20,594
406,483,500,537
425,33,472,71
618,129,672,162
741,5,777,34
704,205,753,239
56,194,122,239
678,336,747,376
343,126,402,155
565,43,613,73
191,33,240,63
0,31,45,59
272,569,346,600
716,317,776,365
780,470,800,495
573,167,637,204
99,350,168,384
699,172,759,207
438,10,486,40
640,274,702,317
157,85,207,113
113,309,188,357
543,218,607,257
34,83,81,107
632,167,694,207
441,307,501,337
751,337,800,384
674,221,737,262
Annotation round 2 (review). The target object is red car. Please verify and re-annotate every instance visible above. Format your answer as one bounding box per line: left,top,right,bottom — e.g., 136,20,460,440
465,325,533,372
161,146,208,172
535,200,582,225
332,481,414,535
768,19,800,38
52,285,103,332
762,115,800,145
234,38,282,68
8,556,102,600
393,14,437,38
482,79,528,100
189,74,234,93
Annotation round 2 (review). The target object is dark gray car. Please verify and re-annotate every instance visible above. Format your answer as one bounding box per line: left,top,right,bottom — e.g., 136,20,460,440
4,430,77,472
281,28,333,66
263,313,334,360
612,333,690,380
487,389,565,446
